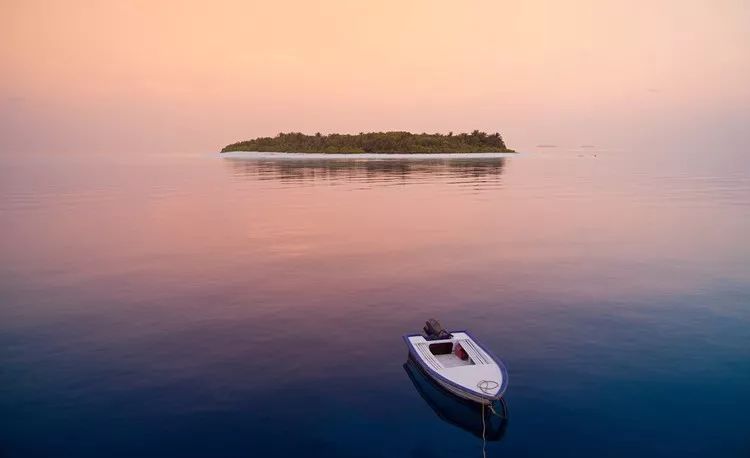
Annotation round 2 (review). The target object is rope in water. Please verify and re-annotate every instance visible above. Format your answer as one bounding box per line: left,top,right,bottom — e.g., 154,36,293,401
481,401,487,458
477,380,508,457
477,381,497,458
477,380,507,418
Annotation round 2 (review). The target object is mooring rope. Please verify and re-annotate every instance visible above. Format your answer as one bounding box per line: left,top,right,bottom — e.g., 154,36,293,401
489,403,505,418
477,380,499,394
477,380,506,418
477,380,509,457
481,401,487,458
477,381,497,458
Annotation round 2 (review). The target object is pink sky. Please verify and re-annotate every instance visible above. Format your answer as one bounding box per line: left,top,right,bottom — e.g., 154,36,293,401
2,0,749,154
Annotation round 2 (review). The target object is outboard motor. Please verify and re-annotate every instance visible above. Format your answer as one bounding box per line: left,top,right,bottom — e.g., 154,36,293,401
423,319,453,341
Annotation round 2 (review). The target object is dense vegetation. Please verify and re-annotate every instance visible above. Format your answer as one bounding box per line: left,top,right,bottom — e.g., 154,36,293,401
221,131,514,154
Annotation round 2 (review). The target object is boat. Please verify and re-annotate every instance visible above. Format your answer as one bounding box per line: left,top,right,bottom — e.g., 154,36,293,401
403,358,509,441
403,319,509,404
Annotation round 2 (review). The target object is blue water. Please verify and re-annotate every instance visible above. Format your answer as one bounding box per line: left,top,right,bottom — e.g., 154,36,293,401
1,150,749,457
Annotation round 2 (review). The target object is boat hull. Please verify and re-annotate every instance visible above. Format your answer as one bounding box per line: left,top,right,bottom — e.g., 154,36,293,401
433,374,495,404
403,358,509,440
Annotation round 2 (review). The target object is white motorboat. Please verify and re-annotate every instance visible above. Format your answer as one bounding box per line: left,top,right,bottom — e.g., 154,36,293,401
403,320,509,404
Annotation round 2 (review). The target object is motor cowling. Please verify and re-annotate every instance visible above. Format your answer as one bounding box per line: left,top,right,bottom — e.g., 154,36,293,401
423,318,453,340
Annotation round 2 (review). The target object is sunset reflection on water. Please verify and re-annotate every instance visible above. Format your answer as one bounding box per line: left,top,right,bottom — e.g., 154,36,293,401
1,150,748,457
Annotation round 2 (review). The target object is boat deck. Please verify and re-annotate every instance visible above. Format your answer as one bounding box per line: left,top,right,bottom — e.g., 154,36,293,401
435,353,474,368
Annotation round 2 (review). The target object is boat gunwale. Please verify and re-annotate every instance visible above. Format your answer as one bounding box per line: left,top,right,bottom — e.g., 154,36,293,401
402,330,509,401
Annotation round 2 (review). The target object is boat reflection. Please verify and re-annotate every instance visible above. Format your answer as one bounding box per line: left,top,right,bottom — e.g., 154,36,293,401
403,357,509,441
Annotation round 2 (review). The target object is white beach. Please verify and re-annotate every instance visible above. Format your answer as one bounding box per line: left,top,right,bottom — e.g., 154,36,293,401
220,151,518,160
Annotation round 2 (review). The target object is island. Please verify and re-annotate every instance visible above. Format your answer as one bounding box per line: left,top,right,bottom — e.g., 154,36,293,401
221,131,514,154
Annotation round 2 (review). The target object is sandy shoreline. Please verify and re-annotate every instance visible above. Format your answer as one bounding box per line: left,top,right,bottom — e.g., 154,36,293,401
220,151,518,160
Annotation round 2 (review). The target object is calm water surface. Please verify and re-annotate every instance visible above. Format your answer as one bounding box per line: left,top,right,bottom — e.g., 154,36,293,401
1,150,749,457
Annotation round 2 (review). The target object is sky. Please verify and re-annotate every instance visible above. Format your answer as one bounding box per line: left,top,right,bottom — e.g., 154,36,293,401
1,0,749,154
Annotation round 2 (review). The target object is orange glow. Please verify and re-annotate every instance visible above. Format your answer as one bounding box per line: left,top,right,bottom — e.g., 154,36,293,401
1,1,748,153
